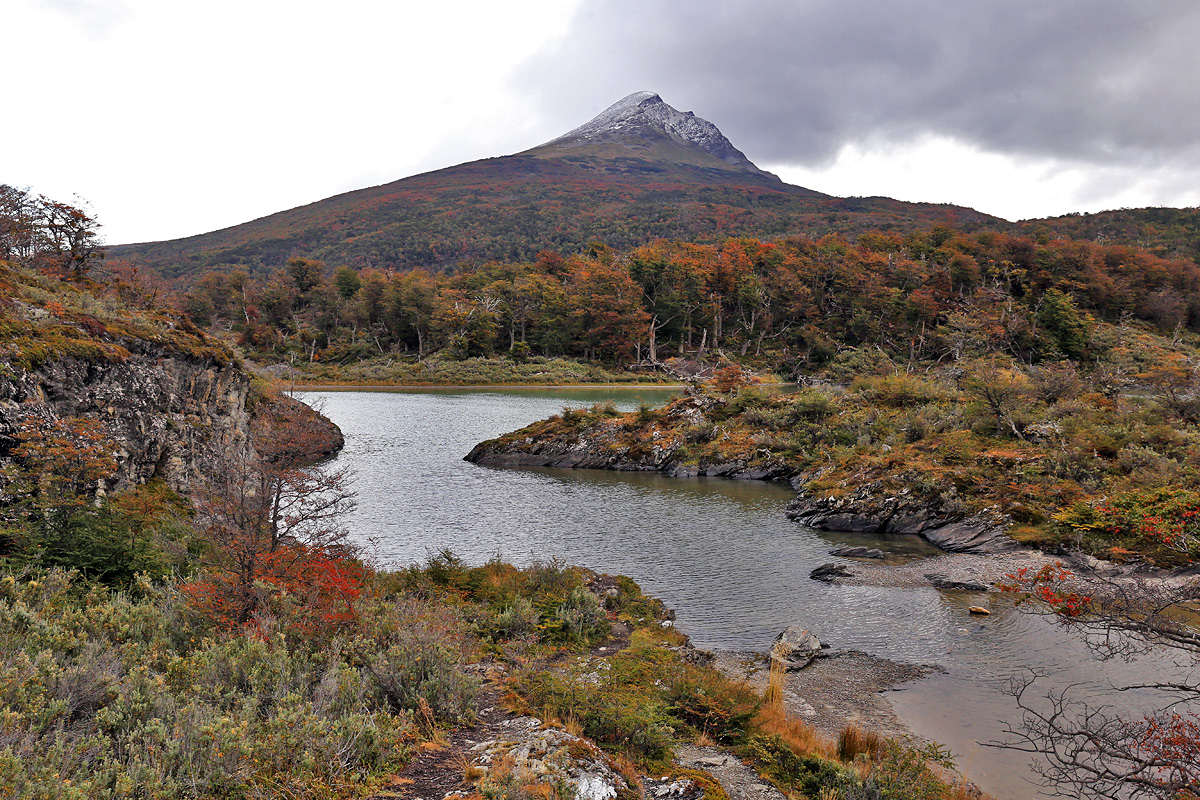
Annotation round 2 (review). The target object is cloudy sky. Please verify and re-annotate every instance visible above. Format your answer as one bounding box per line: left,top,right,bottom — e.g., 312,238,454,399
7,0,1200,244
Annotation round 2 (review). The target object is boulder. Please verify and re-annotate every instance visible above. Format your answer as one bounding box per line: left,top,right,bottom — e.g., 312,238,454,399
770,625,823,670
809,562,854,582
471,720,631,800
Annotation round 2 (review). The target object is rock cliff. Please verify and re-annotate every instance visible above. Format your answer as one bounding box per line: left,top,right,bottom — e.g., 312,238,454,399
0,352,255,494
0,265,342,497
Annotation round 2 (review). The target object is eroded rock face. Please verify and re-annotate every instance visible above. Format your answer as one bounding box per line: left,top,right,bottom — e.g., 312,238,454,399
0,353,255,495
786,483,1016,554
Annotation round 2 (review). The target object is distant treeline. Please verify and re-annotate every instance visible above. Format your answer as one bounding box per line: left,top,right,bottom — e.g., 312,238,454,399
170,226,1200,372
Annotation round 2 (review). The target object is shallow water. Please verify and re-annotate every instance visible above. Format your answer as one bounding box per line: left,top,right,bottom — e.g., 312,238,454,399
303,388,1195,800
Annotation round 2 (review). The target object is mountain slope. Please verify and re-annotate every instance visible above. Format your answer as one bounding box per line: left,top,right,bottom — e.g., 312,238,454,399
110,93,1004,280
1021,206,1200,263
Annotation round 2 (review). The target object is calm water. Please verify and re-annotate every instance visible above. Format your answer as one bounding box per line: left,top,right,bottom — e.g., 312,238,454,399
302,388,1195,800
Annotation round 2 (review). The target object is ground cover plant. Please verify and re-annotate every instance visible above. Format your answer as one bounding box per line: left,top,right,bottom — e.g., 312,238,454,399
290,353,671,386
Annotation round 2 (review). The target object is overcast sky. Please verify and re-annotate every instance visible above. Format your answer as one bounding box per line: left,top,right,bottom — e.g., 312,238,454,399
7,0,1200,245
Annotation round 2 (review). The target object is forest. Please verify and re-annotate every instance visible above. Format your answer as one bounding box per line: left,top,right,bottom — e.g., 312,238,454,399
165,226,1200,381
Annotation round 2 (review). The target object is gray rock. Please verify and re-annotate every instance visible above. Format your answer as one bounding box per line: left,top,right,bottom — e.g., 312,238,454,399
926,573,990,592
788,489,1017,554
0,349,286,495
829,545,886,559
921,518,1017,554
770,625,822,670
809,562,854,582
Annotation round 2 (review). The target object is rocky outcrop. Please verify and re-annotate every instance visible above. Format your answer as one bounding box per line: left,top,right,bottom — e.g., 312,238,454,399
925,574,990,592
468,717,635,800
0,351,340,498
464,394,793,482
786,482,1016,554
466,394,1017,555
810,563,854,582
0,352,256,494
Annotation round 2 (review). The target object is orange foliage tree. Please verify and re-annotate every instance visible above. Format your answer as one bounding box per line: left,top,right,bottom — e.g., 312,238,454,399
185,393,359,635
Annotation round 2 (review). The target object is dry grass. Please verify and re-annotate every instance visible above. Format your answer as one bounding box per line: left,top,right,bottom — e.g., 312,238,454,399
762,655,786,711
837,724,884,763
753,657,837,761
456,753,487,784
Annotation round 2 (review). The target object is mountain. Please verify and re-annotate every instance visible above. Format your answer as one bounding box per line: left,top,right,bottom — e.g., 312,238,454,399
523,91,771,176
109,92,1004,280
1019,206,1200,263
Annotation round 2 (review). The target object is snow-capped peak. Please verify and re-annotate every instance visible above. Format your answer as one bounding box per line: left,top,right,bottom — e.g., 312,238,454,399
540,91,757,169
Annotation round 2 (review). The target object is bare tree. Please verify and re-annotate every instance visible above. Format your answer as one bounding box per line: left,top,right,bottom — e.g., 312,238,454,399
192,392,355,624
995,562,1200,799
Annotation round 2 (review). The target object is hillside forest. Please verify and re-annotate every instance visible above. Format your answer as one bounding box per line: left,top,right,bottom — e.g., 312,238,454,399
164,225,1200,380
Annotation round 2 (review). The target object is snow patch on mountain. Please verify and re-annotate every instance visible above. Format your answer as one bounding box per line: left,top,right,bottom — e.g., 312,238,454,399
542,91,756,168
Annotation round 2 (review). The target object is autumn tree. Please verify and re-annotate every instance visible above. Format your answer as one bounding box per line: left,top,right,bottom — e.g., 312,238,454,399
565,256,648,363
0,416,183,584
188,392,357,628
0,185,104,276
961,357,1034,438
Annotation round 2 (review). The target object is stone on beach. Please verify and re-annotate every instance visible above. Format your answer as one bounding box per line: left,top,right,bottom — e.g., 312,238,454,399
770,625,823,670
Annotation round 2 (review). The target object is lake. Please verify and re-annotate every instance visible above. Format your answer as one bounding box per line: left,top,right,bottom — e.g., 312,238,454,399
302,387,1193,800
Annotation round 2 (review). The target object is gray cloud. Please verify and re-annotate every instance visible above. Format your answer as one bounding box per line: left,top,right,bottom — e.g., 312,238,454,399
521,0,1200,169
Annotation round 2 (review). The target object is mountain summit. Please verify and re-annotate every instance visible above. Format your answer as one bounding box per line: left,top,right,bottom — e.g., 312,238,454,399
110,91,1001,276
523,91,771,177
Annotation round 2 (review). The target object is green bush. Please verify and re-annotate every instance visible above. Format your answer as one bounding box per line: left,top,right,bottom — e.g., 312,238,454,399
743,734,859,797
517,663,676,764
490,596,540,639
549,585,609,645
0,569,489,797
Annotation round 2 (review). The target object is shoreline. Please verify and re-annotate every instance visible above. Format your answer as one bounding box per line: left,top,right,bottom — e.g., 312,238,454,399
705,545,1058,740
290,382,691,391
709,647,936,740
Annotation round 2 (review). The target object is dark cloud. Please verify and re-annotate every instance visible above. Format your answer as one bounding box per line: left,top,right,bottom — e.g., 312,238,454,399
522,0,1200,168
